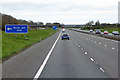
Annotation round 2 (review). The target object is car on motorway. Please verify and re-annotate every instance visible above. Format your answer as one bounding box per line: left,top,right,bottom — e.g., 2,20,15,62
61,33,70,40
90,29,93,33
62,28,65,33
95,30,101,34
112,31,119,35
104,31,108,34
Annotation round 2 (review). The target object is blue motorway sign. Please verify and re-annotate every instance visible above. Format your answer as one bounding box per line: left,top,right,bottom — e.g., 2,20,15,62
53,26,57,30
5,25,28,33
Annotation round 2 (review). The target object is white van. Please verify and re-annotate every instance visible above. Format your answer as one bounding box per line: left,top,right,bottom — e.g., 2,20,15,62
62,28,65,33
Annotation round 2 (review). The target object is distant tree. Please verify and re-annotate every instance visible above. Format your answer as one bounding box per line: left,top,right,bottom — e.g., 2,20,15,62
29,20,34,25
37,22,44,26
53,22,61,27
95,20,100,27
2,14,19,30
116,23,120,27
0,13,2,30
46,23,52,28
86,21,94,27
101,23,106,27
90,21,94,27
1,13,40,30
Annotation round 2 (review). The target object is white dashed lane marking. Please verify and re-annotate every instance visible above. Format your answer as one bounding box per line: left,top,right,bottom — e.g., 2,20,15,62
112,47,115,50
104,45,107,47
85,52,87,54
117,49,118,51
71,35,117,73
100,68,105,72
99,43,101,44
90,58,94,62
81,48,84,50
70,30,118,75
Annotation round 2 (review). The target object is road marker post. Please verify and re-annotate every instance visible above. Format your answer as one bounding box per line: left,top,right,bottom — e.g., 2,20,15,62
40,37,41,41
15,34,17,38
24,33,25,39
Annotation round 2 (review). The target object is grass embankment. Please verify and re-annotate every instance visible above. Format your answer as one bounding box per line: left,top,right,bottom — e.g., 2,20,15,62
98,27,120,33
2,28,57,59
82,27,120,33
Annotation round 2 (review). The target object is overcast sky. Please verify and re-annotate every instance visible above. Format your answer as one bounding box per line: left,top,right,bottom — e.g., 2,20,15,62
0,0,119,24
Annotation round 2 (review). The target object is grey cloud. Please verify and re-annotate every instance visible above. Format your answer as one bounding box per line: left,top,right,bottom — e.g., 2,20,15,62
0,1,117,13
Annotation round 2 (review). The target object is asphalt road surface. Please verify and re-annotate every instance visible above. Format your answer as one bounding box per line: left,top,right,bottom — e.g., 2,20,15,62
2,31,60,78
2,29,118,79
71,28,120,41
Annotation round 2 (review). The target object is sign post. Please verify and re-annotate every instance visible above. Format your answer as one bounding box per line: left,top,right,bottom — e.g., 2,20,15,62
5,25,28,39
15,34,17,38
5,25,28,34
53,26,57,30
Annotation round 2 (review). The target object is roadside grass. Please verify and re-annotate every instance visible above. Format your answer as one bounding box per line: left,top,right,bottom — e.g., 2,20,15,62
99,27,120,33
83,27,120,33
2,28,57,59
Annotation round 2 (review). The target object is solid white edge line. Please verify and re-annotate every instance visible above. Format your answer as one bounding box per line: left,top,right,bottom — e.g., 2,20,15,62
99,43,101,44
33,31,61,79
100,68,105,72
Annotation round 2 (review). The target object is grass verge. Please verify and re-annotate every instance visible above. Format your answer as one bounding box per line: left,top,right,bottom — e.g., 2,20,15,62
83,27,120,33
98,27,120,33
2,28,57,59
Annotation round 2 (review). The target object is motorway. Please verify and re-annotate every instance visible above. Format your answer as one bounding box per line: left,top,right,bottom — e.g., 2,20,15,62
71,28,120,41
2,29,118,79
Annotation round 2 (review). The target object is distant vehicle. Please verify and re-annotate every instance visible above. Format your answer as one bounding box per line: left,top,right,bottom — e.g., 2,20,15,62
76,28,80,30
95,30,101,34
104,31,108,34
62,33,70,40
39,28,46,30
112,31,119,35
62,28,65,33
90,30,93,32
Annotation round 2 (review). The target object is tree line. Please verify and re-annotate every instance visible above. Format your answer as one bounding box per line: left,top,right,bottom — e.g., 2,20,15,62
84,20,120,30
0,13,62,31
1,13,39,30
85,20,119,27
1,13,118,31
